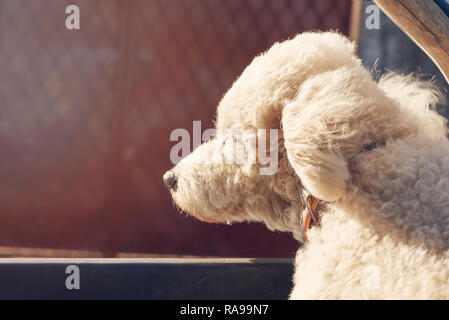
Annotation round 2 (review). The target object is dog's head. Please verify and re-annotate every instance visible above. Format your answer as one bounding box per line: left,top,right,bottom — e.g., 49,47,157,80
163,32,361,238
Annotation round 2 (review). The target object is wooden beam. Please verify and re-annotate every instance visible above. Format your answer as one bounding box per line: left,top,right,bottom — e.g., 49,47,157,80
373,0,449,84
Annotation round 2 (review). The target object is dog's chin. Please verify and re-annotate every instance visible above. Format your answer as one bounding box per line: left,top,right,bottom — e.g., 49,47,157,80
191,214,222,223
171,198,222,224
181,208,224,224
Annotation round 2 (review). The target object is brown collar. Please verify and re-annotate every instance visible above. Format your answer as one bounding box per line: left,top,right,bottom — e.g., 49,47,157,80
300,195,320,243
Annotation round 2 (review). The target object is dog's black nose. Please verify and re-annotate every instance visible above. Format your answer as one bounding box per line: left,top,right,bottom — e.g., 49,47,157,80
163,171,177,190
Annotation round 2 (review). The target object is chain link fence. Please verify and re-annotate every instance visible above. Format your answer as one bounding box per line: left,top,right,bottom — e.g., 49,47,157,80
0,0,352,257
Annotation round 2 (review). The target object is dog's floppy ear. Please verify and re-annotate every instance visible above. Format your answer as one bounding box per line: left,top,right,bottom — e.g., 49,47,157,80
282,94,350,202
282,73,351,202
282,66,402,202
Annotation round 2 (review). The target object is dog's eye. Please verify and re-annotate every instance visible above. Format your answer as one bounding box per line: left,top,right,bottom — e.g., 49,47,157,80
362,142,385,152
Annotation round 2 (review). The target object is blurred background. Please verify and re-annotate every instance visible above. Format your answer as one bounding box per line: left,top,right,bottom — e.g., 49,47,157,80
0,0,447,258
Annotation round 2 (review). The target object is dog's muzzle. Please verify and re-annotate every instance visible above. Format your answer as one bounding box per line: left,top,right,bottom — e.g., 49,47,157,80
163,171,177,191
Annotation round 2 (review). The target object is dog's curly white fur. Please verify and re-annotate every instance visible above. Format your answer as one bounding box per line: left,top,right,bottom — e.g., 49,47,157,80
165,31,449,299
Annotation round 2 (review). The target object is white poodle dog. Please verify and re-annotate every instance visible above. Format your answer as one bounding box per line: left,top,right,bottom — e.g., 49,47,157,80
164,31,449,299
